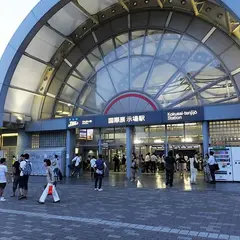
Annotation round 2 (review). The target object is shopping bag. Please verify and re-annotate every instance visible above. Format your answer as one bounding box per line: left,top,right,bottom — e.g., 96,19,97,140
48,185,53,195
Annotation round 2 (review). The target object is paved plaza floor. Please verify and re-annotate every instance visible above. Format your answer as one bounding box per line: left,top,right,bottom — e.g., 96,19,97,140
0,172,240,240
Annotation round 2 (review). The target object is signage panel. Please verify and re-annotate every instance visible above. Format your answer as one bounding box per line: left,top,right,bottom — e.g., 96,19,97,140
67,117,94,129
162,107,204,123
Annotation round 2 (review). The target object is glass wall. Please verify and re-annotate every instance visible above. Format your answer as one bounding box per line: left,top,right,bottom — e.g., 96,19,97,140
209,120,240,146
53,29,235,117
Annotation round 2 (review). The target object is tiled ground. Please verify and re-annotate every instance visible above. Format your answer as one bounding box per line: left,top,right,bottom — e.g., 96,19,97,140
0,172,240,240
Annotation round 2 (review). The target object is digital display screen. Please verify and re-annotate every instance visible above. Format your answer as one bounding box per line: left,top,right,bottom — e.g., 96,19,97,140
79,129,93,140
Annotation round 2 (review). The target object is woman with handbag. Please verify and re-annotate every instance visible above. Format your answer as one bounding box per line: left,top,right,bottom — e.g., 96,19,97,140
190,154,199,185
39,159,60,204
208,151,217,184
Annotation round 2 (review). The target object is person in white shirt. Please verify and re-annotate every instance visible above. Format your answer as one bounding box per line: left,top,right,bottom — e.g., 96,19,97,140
19,153,32,200
90,156,96,178
190,154,199,184
150,153,157,173
71,154,81,178
208,151,216,184
145,153,150,173
0,158,8,202
52,155,62,182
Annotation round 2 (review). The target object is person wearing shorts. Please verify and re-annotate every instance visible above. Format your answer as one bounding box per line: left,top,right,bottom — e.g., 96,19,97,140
0,158,8,202
19,153,32,200
11,154,23,197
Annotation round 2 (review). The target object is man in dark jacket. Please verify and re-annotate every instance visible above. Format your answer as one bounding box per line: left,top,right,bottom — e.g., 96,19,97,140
165,151,176,187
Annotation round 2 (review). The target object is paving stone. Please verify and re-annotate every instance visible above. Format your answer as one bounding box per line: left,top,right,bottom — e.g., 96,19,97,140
218,234,230,240
208,233,219,238
188,231,199,236
0,175,240,240
198,232,209,237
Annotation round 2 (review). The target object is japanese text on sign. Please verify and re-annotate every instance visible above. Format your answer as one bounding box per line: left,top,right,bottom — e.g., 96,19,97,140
108,115,146,124
82,120,92,125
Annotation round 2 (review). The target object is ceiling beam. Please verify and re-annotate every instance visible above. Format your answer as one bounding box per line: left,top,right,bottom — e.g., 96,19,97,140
190,0,205,16
118,0,129,12
157,0,165,9
72,0,99,24
45,23,75,45
226,11,240,40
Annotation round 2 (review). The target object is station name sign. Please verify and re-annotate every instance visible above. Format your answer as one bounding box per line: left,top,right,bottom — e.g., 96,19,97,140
108,115,146,124
167,110,198,121
163,107,204,123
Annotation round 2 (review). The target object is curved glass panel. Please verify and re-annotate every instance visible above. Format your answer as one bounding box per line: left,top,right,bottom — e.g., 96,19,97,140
74,30,234,115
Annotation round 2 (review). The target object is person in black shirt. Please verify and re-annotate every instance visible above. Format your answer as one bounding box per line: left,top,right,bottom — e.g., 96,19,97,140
121,155,126,172
11,154,24,197
165,151,176,187
113,155,120,172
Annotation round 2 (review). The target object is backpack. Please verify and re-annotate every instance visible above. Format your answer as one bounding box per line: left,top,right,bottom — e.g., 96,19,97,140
23,160,32,176
96,159,104,171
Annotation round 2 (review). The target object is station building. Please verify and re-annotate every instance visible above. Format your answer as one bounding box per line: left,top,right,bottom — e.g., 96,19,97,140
1,0,240,177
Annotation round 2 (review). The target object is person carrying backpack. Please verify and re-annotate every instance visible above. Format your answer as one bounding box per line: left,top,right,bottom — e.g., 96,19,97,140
19,153,32,200
94,154,107,191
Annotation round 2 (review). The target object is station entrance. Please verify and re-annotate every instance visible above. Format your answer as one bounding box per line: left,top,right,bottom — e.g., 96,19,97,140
75,123,203,172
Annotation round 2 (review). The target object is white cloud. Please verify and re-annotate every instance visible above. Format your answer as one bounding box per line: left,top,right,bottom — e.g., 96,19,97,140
0,0,40,59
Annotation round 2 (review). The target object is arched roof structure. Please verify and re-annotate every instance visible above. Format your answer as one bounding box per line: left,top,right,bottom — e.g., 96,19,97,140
1,0,240,126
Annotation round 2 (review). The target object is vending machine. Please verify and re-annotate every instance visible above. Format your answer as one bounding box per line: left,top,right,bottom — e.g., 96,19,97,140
231,147,240,181
209,147,233,181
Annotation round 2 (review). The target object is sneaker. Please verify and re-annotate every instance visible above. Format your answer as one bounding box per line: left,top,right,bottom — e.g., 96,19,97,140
94,188,98,191
18,195,25,200
53,200,60,203
98,189,103,192
0,197,6,202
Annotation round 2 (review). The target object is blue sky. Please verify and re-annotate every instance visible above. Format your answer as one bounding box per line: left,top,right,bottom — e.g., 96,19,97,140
0,0,40,59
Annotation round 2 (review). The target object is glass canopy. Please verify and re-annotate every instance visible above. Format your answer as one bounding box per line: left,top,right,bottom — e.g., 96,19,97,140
57,29,237,116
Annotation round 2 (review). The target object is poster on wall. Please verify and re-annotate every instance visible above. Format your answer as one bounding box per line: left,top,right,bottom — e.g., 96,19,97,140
25,148,66,176
79,129,93,140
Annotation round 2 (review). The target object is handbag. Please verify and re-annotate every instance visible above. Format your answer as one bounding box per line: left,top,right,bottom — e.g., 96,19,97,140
193,160,199,169
214,163,219,171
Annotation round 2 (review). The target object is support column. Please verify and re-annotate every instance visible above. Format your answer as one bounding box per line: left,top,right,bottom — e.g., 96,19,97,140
66,129,76,177
202,121,209,156
164,125,168,156
126,126,133,179
98,128,102,155
17,130,31,157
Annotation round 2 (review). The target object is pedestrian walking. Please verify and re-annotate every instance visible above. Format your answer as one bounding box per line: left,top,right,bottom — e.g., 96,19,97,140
208,151,217,184
94,154,107,191
131,153,138,182
71,154,81,178
113,154,120,172
165,151,176,187
121,155,126,172
19,153,32,200
145,153,150,173
11,154,24,197
190,154,199,184
150,153,157,173
179,154,186,177
90,156,96,178
39,159,60,204
52,155,62,182
0,158,8,202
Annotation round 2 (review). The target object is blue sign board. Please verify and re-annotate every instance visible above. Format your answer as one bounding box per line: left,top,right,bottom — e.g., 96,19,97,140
162,107,204,123
67,116,94,129
67,107,204,129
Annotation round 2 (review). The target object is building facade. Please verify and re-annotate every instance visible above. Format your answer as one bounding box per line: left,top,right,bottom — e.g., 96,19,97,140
1,0,240,177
